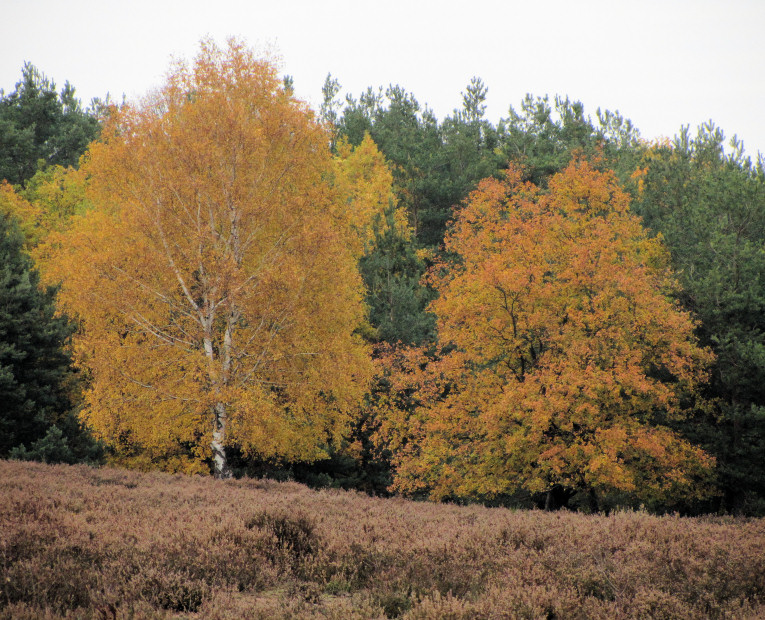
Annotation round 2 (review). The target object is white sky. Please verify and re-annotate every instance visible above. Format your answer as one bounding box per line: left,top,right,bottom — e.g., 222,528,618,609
3,0,765,158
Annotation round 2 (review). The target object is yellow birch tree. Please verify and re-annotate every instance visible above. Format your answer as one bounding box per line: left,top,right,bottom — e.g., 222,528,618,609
332,133,410,258
42,39,371,476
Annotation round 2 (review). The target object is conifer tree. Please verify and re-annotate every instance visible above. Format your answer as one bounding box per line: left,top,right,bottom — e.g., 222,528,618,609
0,63,100,186
0,211,74,456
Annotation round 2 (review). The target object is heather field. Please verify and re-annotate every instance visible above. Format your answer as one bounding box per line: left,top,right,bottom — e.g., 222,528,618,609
2,460,764,619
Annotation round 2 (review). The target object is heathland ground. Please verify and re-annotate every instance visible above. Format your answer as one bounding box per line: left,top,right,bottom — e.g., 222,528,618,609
2,460,764,618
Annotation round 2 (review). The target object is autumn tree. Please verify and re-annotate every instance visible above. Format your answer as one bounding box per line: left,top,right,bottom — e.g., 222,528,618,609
331,132,408,259
385,159,714,509
335,80,506,248
42,40,371,477
337,85,444,244
0,182,41,248
0,166,90,251
329,132,435,345
20,165,91,236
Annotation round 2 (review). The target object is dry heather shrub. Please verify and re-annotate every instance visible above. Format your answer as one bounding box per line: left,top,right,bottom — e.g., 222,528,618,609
133,566,211,612
246,510,319,560
196,586,387,620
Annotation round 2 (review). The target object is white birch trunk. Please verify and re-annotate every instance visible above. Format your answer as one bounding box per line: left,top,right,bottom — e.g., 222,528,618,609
211,402,231,479
203,319,232,479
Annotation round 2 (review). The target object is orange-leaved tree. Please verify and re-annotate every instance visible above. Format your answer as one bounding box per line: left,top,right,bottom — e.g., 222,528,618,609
385,159,714,507
41,39,372,477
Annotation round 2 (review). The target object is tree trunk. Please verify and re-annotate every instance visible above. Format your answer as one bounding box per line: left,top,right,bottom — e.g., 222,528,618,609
212,402,231,479
203,321,232,479
544,484,573,511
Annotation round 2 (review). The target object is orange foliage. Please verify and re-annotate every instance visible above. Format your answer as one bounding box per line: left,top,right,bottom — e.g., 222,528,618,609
41,39,371,475
386,159,714,502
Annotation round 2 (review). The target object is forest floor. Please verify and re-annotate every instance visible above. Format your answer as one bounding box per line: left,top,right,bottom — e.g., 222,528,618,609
2,459,764,619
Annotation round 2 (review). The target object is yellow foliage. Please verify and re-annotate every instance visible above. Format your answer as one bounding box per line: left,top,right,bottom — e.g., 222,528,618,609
332,133,410,257
42,39,372,474
0,166,90,250
0,181,43,248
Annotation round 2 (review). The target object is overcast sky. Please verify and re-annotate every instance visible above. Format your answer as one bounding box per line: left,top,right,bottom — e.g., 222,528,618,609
3,0,765,158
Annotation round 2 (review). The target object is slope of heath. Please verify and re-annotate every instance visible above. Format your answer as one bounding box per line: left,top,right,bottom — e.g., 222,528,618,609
2,459,764,619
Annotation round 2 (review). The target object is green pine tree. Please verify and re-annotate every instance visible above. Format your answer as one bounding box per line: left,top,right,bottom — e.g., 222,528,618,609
0,62,100,186
632,124,765,514
0,210,81,458
359,206,435,346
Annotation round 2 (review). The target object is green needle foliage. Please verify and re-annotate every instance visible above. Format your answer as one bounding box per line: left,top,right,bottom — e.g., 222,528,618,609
0,62,100,186
0,211,74,454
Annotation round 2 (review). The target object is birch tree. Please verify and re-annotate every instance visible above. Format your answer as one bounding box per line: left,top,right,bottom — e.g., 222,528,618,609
43,40,371,477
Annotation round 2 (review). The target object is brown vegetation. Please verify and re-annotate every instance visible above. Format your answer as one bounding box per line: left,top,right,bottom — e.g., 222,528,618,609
2,459,764,618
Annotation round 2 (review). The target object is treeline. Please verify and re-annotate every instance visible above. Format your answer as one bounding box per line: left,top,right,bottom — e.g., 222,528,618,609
1,41,764,515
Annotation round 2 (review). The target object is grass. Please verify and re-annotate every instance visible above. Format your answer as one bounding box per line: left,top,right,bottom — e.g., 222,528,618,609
1,459,764,618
